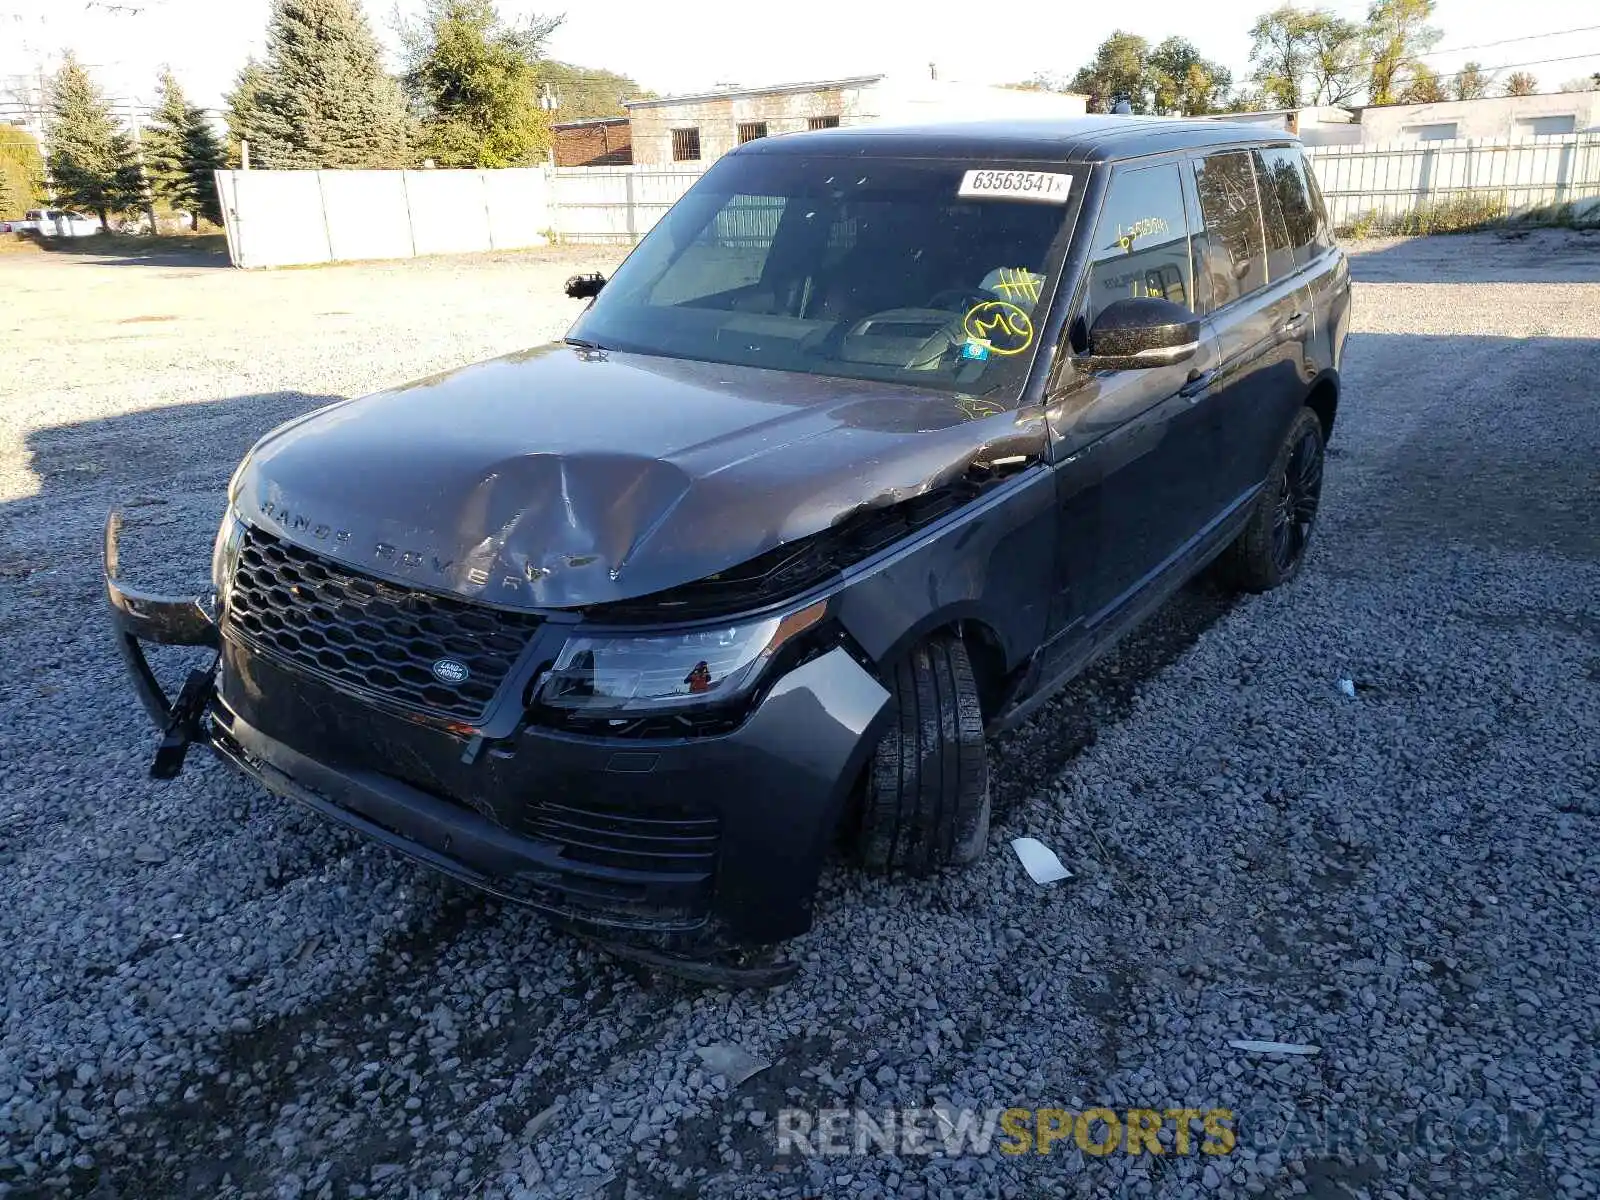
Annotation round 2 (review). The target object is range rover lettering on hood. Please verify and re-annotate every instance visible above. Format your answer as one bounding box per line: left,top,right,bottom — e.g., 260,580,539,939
236,343,1044,610
254,496,557,595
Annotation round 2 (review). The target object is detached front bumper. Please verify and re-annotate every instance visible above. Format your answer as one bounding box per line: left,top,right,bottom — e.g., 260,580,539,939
104,510,891,977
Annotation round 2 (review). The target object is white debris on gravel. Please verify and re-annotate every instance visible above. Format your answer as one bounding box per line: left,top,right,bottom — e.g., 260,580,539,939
1010,837,1073,885
1,231,1597,1199
693,1046,771,1087
1227,1040,1321,1057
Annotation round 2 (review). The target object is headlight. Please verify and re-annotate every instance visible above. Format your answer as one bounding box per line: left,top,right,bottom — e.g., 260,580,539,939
537,600,827,714
211,512,246,595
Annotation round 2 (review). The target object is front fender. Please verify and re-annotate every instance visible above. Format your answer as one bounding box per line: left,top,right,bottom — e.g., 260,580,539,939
830,465,1057,674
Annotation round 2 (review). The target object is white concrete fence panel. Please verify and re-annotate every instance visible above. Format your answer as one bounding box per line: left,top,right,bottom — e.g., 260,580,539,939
216,168,552,268
1304,134,1600,228
216,137,1598,265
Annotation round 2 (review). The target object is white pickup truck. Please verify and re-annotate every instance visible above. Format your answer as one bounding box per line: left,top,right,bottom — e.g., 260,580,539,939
5,209,104,237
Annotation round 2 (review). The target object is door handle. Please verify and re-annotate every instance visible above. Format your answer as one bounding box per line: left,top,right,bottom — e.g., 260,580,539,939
1279,311,1309,336
1179,368,1215,400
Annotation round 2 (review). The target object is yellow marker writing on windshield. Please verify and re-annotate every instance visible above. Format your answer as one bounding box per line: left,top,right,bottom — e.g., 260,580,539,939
963,301,1034,357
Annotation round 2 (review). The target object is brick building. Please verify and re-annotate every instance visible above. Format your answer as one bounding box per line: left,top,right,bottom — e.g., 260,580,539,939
551,116,634,167
617,73,1088,168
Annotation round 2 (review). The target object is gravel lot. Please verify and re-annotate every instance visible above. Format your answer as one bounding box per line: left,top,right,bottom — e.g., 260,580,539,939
1,230,1596,1200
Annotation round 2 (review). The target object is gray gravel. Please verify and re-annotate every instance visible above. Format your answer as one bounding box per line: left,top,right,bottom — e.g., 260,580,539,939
1,231,1597,1200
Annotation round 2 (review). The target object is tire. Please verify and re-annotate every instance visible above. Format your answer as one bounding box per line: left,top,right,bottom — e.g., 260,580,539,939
1218,406,1326,593
854,635,990,875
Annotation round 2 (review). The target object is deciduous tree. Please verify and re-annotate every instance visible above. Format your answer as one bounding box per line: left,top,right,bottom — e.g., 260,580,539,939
0,124,46,217
251,0,412,169
144,71,227,228
1068,32,1152,114
1398,63,1446,103
1365,0,1442,106
0,166,19,220
1502,71,1538,97
1249,5,1312,108
45,54,142,227
1453,62,1492,100
537,61,649,120
1249,6,1364,109
1147,37,1233,115
1303,12,1365,105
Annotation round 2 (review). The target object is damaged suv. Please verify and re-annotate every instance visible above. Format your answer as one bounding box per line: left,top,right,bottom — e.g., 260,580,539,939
106,118,1349,981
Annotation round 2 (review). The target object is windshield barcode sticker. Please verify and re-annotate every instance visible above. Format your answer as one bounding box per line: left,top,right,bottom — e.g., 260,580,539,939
957,170,1073,203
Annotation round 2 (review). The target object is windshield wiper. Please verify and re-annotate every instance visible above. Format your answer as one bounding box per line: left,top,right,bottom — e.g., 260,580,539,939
564,336,609,351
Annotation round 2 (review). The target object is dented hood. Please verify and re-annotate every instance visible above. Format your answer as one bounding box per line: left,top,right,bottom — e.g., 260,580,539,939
234,343,1042,610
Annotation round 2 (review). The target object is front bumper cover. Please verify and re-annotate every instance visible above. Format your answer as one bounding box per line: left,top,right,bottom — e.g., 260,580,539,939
103,510,891,980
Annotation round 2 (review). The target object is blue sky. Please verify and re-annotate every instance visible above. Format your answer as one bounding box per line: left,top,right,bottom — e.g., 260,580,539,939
1,0,1597,116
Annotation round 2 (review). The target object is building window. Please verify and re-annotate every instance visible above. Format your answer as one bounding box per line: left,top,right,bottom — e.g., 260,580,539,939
672,128,701,161
737,121,768,144
808,115,840,130
1515,114,1575,137
1401,122,1458,142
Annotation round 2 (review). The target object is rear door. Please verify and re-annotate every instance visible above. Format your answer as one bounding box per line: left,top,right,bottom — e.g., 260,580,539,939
1187,147,1316,515
1044,157,1221,645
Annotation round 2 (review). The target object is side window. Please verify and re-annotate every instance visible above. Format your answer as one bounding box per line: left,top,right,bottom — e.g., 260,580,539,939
648,194,787,306
1193,150,1267,308
1081,162,1193,332
1258,147,1319,269
1253,150,1296,281
1303,160,1336,252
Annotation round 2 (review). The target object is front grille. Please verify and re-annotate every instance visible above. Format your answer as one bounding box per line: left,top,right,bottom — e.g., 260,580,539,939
521,799,720,878
225,526,541,723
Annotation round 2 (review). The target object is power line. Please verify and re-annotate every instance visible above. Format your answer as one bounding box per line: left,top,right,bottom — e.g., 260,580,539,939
1399,51,1600,84
1409,24,1600,62
1265,25,1600,87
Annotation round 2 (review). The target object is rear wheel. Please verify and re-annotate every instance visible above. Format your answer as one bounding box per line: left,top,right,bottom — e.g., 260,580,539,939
854,635,990,875
1219,406,1326,593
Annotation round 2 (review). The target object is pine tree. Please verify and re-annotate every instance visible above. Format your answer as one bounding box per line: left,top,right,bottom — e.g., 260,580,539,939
46,54,142,226
145,70,226,229
224,58,271,167
253,0,412,169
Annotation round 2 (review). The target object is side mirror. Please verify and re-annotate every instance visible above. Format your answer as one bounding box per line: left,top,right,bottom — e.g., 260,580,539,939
564,272,607,300
1082,296,1200,369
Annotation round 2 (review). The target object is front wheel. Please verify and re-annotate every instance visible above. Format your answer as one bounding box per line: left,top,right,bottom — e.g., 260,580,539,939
1219,406,1326,592
853,635,990,875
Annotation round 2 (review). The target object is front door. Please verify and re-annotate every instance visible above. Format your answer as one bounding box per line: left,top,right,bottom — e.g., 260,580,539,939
1043,158,1220,660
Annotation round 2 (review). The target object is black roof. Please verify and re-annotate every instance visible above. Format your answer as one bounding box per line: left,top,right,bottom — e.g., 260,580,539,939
741,116,1295,164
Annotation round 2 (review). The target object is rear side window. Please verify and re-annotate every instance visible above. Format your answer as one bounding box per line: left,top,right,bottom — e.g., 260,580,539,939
1254,152,1296,282
1193,151,1267,308
1303,161,1336,252
1256,147,1319,271
1080,161,1193,330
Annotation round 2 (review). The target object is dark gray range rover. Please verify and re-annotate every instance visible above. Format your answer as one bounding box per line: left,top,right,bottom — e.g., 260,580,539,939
107,117,1350,981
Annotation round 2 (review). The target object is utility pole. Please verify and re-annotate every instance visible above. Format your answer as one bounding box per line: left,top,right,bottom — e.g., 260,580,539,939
129,114,157,233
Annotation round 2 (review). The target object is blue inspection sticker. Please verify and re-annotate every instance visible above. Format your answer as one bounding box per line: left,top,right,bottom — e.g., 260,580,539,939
960,340,992,361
